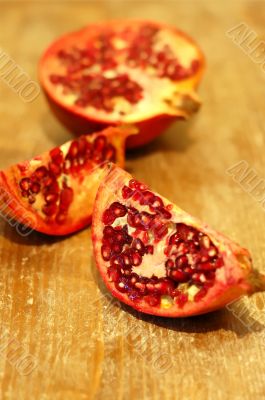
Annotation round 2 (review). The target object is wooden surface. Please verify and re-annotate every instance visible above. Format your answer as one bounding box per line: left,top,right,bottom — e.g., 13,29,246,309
0,1,265,399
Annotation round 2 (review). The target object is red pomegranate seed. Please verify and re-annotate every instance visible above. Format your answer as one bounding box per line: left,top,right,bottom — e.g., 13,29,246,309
104,145,116,162
60,187,74,210
154,280,174,295
132,190,142,201
132,238,145,255
110,202,127,218
158,208,172,219
200,246,217,261
112,242,123,254
115,281,129,293
48,162,61,177
101,245,112,261
199,235,210,249
67,141,79,159
78,137,90,156
154,223,168,240
50,74,63,84
31,182,41,194
172,289,181,298
93,135,106,151
177,224,196,241
45,192,59,204
114,232,125,244
165,259,174,269
152,196,164,208
122,252,132,267
191,59,199,73
56,212,67,224
135,282,147,294
175,255,188,268
21,190,29,198
215,258,224,268
103,226,115,237
187,242,198,254
34,166,48,179
122,186,133,199
192,272,205,284
137,211,154,230
146,282,155,292
110,255,124,267
46,181,60,194
19,178,31,192
50,147,64,165
194,287,208,302
129,179,140,189
42,174,54,187
168,269,190,283
130,273,139,284
176,292,188,307
169,233,180,246
128,290,141,301
131,251,142,266
139,190,155,206
197,262,216,271
176,242,189,256
103,209,116,225
145,245,154,254
144,295,160,307
107,266,120,282
42,203,57,216
184,266,193,274
28,195,36,204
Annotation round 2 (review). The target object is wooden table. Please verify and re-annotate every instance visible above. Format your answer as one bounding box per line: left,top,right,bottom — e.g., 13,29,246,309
0,1,265,399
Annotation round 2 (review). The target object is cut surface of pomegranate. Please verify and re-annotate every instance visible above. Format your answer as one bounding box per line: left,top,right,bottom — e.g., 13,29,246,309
39,20,204,148
0,126,134,236
92,165,265,317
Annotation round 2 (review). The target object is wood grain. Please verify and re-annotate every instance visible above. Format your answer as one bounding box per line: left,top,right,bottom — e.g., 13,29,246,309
0,1,265,399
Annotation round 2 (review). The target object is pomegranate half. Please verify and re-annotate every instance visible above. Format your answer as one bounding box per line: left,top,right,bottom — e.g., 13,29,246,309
92,164,265,317
0,126,134,236
39,20,204,149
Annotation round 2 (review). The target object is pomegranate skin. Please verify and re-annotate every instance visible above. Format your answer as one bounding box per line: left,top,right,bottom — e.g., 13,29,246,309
39,20,205,149
92,164,265,318
0,127,133,236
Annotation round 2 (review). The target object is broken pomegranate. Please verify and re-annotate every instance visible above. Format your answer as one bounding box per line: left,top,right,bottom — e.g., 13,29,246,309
39,20,204,149
92,164,265,317
0,126,134,235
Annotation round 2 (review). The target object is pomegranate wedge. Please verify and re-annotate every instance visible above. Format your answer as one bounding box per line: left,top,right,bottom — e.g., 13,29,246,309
92,164,265,317
39,20,204,149
0,126,134,236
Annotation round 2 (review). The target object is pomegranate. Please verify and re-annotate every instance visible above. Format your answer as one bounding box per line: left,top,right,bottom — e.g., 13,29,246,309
39,20,204,149
0,126,134,236
92,164,265,317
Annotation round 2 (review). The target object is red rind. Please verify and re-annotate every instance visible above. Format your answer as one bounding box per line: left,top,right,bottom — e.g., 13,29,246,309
39,20,205,149
0,127,134,236
92,164,264,317
43,98,177,149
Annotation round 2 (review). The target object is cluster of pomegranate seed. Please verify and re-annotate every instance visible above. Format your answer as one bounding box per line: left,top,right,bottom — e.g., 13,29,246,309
125,24,199,80
19,135,116,223
49,24,199,113
165,223,224,302
56,31,117,73
50,73,143,112
100,179,223,308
